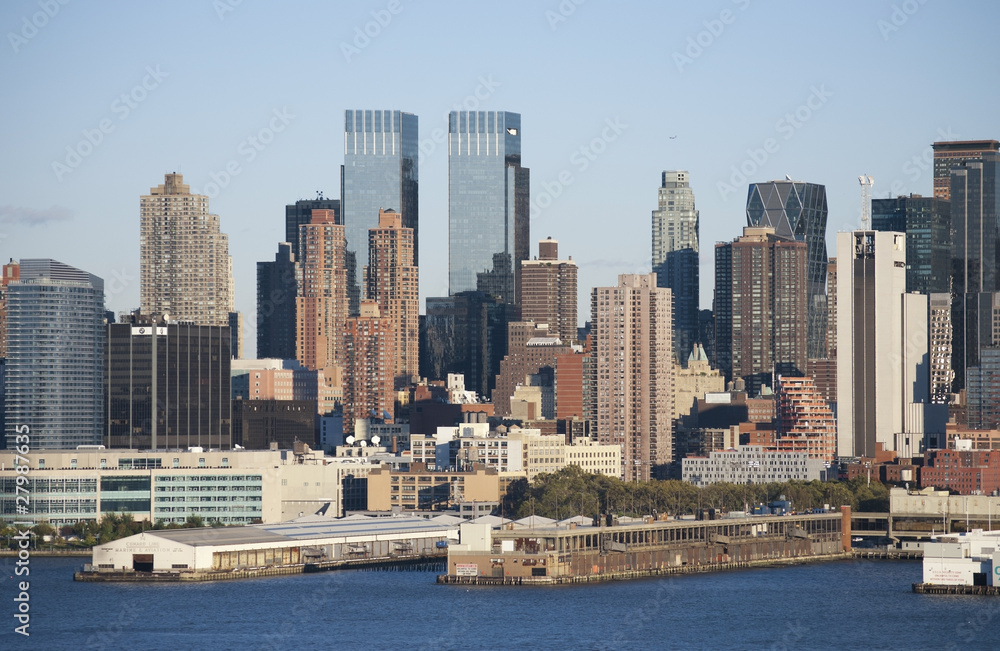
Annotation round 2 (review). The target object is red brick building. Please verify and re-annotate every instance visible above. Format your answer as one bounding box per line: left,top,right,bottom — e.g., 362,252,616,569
920,449,1000,495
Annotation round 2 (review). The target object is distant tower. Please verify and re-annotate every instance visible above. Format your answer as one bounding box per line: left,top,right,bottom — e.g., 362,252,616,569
140,173,233,325
257,242,300,360
228,311,244,359
296,210,348,371
746,180,828,359
652,171,700,363
591,274,673,481
6,260,104,449
448,110,529,308
366,208,418,386
520,237,578,343
285,197,340,261
932,139,1000,200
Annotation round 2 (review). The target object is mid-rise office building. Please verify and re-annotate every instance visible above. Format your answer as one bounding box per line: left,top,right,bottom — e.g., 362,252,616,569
296,209,348,371
746,180,829,359
366,209,418,386
682,446,825,487
871,195,951,294
932,139,1000,200
715,226,808,396
591,274,673,481
140,173,232,326
448,110,529,307
837,231,929,458
5,259,104,449
105,314,231,450
652,171,700,362
257,242,300,360
520,237,578,344
341,110,418,315
232,399,316,450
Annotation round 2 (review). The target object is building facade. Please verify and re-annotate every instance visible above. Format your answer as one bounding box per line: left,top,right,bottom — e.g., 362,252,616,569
591,274,673,481
296,209,349,371
746,180,829,359
105,315,232,450
341,110,418,316
932,139,1000,200
871,194,951,294
652,170,700,362
366,209,418,386
520,237,578,344
682,446,826,487
775,374,836,463
140,173,232,326
5,259,105,449
344,301,396,432
285,197,340,261
448,110,529,308
257,242,300,360
714,227,808,396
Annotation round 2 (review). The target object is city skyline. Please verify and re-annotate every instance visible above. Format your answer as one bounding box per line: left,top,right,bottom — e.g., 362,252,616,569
3,2,998,357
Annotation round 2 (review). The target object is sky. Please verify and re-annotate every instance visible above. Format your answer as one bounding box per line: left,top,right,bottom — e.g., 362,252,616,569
2,0,998,357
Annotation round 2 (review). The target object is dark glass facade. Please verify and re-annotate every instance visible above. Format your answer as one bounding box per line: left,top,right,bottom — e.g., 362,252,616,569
341,110,418,316
285,198,340,261
105,317,231,450
448,111,529,307
257,242,300,360
871,195,951,294
746,181,829,359
5,259,105,449
232,399,316,449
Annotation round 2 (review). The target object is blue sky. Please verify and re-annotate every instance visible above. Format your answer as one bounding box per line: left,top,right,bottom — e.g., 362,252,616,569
2,0,997,356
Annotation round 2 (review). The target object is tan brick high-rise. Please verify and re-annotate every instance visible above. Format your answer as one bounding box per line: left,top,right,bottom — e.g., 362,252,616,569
591,274,673,481
520,237,577,343
296,210,348,371
366,209,418,387
344,300,396,432
140,173,233,325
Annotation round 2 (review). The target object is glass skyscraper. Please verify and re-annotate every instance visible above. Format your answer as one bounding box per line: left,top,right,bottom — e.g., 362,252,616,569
341,110,418,316
872,195,951,294
448,110,529,307
652,170,700,363
5,259,105,449
746,180,829,360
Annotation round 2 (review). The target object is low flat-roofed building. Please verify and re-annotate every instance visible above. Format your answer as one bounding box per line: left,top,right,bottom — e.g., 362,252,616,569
367,464,506,512
681,445,826,487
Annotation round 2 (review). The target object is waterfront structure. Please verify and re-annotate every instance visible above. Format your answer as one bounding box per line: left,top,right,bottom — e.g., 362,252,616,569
5,259,104,449
366,209,418,386
652,171,700,362
775,375,836,463
714,226,808,396
296,209,349,371
448,110,529,307
932,139,1000,200
232,399,316,449
140,173,232,326
444,511,848,584
343,301,396,432
228,311,244,359
520,237,578,344
285,197,340,261
871,195,951,294
591,274,673,481
256,242,300,360
105,314,231,450
0,447,383,527
341,110,418,315
836,231,929,458
746,180,829,360
231,358,343,416
922,529,1000,588
950,152,1000,392
673,343,725,421
421,291,513,398
682,446,826,487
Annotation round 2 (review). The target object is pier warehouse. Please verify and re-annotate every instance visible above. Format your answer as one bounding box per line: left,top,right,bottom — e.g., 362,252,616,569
85,514,458,575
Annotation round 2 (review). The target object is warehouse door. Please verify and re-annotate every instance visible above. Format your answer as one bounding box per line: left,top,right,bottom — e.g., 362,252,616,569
133,554,154,572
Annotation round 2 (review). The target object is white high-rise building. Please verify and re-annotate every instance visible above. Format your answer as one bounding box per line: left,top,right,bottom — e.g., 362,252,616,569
836,231,928,458
140,173,233,326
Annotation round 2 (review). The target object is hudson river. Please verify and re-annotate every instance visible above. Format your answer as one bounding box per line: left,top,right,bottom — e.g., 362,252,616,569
8,557,1000,649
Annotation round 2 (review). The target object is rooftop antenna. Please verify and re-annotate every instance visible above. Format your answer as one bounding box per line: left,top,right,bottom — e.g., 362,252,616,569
316,190,324,200
859,175,874,229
